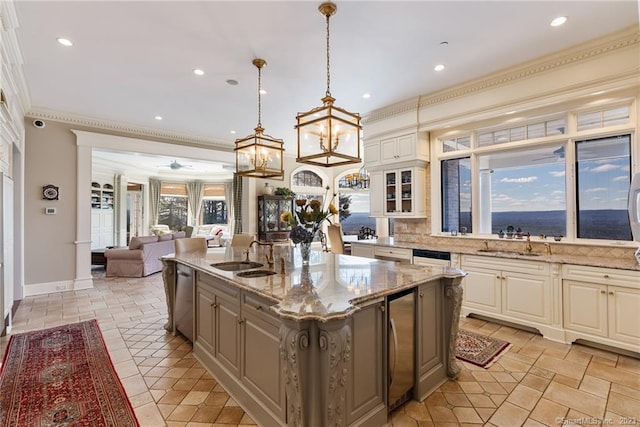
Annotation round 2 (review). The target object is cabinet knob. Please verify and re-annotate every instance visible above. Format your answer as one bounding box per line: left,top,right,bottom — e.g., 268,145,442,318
238,319,244,324
379,306,385,312
256,305,262,311
603,274,610,278
211,302,218,308
608,291,614,296
496,275,501,279
600,290,606,294
419,293,424,298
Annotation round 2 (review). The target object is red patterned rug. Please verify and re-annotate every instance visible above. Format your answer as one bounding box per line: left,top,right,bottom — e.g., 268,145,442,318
455,329,512,368
0,319,139,426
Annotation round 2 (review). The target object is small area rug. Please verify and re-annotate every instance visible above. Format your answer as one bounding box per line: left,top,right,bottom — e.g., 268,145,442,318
455,329,512,368
0,319,139,426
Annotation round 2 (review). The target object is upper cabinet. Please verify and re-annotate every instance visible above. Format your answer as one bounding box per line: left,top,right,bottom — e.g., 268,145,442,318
365,132,429,218
364,132,429,169
91,182,114,210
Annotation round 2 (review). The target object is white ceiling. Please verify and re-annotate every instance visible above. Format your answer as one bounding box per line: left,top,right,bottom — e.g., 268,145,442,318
13,1,639,179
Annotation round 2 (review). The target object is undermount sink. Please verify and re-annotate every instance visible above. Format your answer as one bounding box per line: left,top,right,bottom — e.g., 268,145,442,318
476,249,540,257
210,261,264,271
236,270,277,278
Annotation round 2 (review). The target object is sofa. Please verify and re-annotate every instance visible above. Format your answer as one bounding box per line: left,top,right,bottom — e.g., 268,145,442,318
192,224,227,247
105,231,186,277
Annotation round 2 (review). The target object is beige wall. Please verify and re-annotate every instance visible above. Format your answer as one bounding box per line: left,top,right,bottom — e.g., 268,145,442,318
24,120,78,285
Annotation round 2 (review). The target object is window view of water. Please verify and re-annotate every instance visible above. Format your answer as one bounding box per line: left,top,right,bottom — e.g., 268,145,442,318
340,213,376,235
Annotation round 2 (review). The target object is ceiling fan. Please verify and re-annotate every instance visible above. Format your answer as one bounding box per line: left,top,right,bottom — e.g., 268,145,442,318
158,160,192,170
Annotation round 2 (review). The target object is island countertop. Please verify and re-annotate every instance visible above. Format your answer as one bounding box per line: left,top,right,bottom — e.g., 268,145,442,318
172,244,465,321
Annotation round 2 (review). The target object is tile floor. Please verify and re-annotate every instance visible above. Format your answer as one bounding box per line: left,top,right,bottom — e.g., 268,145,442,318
1,268,639,427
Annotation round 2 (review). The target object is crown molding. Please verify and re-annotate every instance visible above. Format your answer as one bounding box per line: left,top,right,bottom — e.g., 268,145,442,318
365,26,640,125
26,107,234,153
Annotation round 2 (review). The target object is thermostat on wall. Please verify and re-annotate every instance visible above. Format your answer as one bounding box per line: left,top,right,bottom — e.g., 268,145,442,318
45,207,56,215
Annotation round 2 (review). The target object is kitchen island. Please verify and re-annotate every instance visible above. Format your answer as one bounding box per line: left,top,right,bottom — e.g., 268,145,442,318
163,245,466,427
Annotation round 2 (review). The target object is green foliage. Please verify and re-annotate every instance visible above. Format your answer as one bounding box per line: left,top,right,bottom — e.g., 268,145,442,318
274,187,296,198
339,194,352,222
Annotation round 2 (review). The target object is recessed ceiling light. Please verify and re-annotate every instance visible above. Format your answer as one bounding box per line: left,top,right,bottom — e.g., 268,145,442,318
362,93,371,99
434,64,445,72
57,37,73,47
230,130,236,134
550,16,568,27
226,79,239,86
505,111,516,115
155,116,163,120
193,69,205,76
440,41,449,46
259,89,267,95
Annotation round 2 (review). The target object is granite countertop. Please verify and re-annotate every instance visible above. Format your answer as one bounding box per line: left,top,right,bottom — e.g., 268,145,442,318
174,245,465,321
351,237,640,271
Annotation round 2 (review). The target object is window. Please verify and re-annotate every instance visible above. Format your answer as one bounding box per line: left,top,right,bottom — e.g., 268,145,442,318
158,183,187,230
293,170,323,187
478,145,566,236
441,158,472,234
576,135,631,240
201,184,227,225
437,102,634,242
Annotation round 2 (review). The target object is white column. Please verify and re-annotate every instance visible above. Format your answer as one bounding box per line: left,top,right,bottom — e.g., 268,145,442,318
479,169,493,234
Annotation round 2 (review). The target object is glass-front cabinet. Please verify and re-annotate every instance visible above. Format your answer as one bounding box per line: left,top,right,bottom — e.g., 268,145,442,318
257,195,294,242
381,167,426,217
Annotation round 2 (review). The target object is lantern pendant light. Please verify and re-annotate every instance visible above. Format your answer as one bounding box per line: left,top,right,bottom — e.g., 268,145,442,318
235,58,285,179
295,2,362,167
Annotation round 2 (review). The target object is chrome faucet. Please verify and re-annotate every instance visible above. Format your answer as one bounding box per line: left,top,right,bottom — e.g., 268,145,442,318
525,233,533,253
249,240,274,266
544,243,552,256
483,240,489,251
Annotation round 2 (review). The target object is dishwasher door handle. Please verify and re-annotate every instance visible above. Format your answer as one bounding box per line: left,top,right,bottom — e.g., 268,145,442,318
177,270,191,277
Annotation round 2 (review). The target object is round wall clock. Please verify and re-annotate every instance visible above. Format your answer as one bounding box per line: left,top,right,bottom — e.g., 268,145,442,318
42,185,59,200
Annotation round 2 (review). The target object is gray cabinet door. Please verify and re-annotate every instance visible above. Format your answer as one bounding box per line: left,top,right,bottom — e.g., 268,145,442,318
242,301,285,421
347,301,385,424
416,281,446,399
214,287,241,377
195,283,215,354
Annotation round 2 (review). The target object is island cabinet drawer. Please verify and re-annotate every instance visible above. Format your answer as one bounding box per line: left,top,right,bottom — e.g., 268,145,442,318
374,246,412,262
562,264,640,288
242,293,279,327
197,272,240,299
461,255,550,275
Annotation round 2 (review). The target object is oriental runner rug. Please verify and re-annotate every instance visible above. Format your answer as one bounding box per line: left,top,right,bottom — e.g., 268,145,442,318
455,329,512,368
0,319,139,426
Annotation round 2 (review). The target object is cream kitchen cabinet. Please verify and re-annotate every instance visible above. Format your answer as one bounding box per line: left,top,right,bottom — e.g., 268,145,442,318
369,167,427,218
461,255,553,335
562,264,640,352
350,242,375,259
364,133,429,168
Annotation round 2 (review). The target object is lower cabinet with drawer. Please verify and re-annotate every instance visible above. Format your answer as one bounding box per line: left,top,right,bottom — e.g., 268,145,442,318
194,273,285,425
562,264,640,353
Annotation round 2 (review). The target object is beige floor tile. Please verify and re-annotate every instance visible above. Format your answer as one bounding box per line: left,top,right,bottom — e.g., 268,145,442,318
190,406,222,423
579,375,611,398
543,381,607,418
505,384,542,411
453,407,483,424
458,381,484,394
443,392,472,407
475,407,496,422
534,354,587,380
586,361,640,389
520,373,551,392
606,391,640,418
488,402,529,427
215,407,245,424
167,405,198,422
403,400,431,421
427,406,458,422
610,382,640,401
134,401,168,427
466,393,496,408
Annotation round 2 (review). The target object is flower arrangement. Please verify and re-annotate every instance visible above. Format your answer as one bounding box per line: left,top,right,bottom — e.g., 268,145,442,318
281,194,338,245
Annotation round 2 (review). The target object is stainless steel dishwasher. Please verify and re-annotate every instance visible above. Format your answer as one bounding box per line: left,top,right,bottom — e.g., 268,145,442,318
387,288,415,412
174,264,194,342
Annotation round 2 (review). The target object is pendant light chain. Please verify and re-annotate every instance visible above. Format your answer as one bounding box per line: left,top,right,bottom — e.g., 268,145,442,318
325,11,331,98
257,63,262,128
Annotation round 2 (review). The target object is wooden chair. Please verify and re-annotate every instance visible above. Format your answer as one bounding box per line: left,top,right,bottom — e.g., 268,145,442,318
357,226,377,240
230,233,255,248
174,237,207,257
326,224,345,254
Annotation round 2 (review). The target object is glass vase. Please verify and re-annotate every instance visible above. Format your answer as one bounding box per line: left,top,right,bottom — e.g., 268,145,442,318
300,240,312,265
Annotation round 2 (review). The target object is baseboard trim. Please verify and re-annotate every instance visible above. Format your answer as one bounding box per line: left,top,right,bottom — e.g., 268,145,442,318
24,277,94,296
